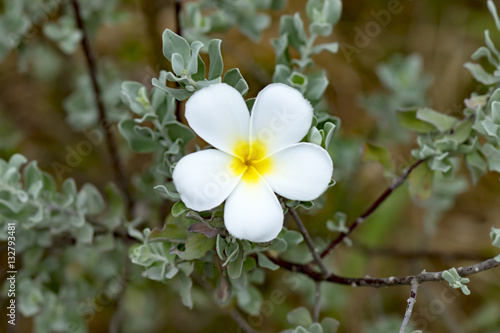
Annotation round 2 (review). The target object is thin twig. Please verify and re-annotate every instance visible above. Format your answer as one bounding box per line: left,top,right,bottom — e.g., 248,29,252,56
289,207,329,278
191,272,258,333
269,256,500,287
313,282,321,323
320,159,425,258
399,279,419,333
109,258,131,333
71,0,132,209
229,309,258,333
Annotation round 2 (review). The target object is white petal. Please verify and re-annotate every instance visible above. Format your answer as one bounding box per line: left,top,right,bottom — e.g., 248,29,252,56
250,83,313,155
224,178,283,242
172,149,241,211
185,83,250,155
262,143,333,201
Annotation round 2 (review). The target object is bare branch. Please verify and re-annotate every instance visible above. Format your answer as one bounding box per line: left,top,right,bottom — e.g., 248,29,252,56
269,256,500,288
228,309,258,333
320,159,425,258
289,207,329,278
313,282,321,323
399,280,419,333
71,0,132,210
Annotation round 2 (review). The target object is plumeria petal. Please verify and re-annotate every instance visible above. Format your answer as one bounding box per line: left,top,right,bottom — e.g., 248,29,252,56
250,83,313,155
262,143,333,201
173,149,242,211
185,83,250,155
224,178,283,242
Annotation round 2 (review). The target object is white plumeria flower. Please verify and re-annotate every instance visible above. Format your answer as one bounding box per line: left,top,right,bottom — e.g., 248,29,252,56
172,83,333,243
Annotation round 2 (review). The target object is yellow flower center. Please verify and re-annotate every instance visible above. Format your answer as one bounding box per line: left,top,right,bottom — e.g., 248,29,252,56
231,140,273,183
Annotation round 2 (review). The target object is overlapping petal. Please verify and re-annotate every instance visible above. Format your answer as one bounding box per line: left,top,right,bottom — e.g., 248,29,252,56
224,178,283,243
172,149,242,211
249,83,313,155
262,143,333,201
185,83,250,155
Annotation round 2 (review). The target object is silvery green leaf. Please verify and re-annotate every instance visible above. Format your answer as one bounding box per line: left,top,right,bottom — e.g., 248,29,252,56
271,33,290,65
310,22,332,36
224,68,249,95
491,227,500,247
171,233,215,260
171,53,185,76
270,237,287,252
466,151,488,185
287,307,313,327
74,223,93,245
312,42,339,54
323,122,336,149
179,272,194,309
305,71,329,102
186,41,203,76
227,251,244,279
481,143,500,172
485,30,500,60
118,119,162,153
216,234,226,260
308,127,323,145
152,78,193,101
464,62,500,85
306,0,342,27
153,184,180,200
471,46,498,66
309,323,323,333
488,0,500,32
257,253,279,271
273,64,292,84
288,71,308,91
171,201,189,217
77,184,105,215
321,317,340,333
162,29,191,64
121,81,149,116
281,229,304,247
280,14,307,50
208,39,223,80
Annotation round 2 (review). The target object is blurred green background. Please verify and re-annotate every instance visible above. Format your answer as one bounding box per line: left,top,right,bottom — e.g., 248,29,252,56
1,0,500,332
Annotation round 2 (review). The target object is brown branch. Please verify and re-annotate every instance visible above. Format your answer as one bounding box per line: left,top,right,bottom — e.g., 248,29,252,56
289,207,329,278
320,159,425,258
269,256,500,288
71,0,132,210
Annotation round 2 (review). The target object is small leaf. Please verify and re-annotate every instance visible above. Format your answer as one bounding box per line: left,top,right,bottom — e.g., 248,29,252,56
171,233,216,260
172,201,189,217
224,68,249,96
152,78,193,101
408,162,433,201
464,62,500,85
162,29,190,64
362,142,394,172
287,307,312,327
257,253,279,271
208,39,223,80
227,251,244,279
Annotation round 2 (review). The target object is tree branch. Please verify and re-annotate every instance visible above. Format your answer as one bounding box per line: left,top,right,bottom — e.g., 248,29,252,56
289,207,329,278
71,0,132,210
320,159,425,258
269,256,500,288
399,280,419,333
313,282,321,323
